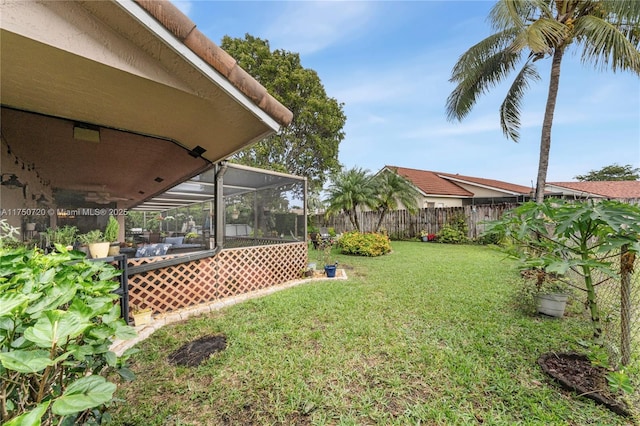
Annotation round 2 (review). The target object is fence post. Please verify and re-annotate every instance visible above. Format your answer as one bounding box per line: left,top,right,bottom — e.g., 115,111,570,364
620,244,634,366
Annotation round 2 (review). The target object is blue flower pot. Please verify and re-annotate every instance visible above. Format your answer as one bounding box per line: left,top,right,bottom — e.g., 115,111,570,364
324,265,337,278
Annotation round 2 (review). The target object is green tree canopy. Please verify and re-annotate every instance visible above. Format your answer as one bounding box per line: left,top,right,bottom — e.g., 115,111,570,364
221,34,346,193
446,0,640,202
574,163,640,181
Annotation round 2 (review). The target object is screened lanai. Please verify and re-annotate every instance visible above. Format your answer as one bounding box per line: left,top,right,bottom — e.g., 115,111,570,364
130,162,307,250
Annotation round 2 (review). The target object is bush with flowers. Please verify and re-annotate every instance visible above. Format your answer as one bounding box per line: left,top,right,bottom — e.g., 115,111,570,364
337,231,391,257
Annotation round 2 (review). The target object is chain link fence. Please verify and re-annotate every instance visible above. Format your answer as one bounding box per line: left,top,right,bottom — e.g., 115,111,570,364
567,249,639,368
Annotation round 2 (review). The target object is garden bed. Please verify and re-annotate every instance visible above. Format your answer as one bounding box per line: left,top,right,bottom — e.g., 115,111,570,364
538,352,630,417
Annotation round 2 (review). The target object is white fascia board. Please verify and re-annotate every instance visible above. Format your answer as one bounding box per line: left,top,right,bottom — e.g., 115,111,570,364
114,0,281,132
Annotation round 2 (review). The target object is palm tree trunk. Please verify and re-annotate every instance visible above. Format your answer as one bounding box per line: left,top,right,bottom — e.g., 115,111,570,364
352,207,361,232
535,47,564,203
375,208,387,232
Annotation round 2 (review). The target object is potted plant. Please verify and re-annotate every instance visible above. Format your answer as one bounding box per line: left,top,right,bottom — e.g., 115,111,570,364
79,229,109,259
521,268,570,318
130,304,153,326
321,241,338,278
104,215,120,256
45,225,78,251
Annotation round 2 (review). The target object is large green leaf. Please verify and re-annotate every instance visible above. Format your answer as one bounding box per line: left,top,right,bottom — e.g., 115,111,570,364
0,349,53,373
3,401,50,426
24,310,89,348
25,281,77,317
0,292,29,316
51,375,116,415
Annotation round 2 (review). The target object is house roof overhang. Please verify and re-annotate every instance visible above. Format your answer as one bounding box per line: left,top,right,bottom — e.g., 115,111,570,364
0,0,293,209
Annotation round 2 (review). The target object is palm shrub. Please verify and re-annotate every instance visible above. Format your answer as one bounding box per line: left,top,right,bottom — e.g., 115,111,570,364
337,231,391,257
0,220,137,425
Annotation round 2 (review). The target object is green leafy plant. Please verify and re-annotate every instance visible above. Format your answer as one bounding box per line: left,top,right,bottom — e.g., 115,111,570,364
487,199,640,344
436,213,468,244
104,216,120,243
78,229,104,245
606,370,634,395
0,230,137,424
45,225,78,247
337,231,391,257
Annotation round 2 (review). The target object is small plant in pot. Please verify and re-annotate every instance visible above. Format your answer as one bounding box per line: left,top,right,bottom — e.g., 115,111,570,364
104,215,120,256
130,304,153,326
79,229,109,259
321,241,338,278
45,225,78,252
520,268,571,318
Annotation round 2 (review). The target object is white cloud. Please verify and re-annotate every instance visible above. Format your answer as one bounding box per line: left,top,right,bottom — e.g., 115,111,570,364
264,1,376,55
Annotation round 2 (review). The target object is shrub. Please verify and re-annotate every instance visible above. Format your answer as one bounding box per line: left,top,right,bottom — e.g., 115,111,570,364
436,213,468,244
0,221,137,425
337,231,391,257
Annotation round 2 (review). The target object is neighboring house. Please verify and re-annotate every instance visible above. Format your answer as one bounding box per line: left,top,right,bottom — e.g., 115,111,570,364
546,181,640,202
381,166,532,207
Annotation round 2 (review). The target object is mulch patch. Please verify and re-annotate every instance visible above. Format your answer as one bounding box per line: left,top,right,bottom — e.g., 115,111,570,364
538,352,630,417
167,334,227,367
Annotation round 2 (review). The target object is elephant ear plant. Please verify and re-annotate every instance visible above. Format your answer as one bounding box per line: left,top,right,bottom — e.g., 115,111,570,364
0,220,137,425
488,199,640,346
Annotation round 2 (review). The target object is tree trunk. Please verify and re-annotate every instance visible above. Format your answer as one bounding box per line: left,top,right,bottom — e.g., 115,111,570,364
375,208,387,232
535,47,564,203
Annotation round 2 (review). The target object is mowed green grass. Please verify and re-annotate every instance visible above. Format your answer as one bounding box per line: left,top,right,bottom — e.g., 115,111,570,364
109,242,635,425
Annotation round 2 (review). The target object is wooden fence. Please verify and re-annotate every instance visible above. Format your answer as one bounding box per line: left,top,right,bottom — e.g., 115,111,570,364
312,204,520,240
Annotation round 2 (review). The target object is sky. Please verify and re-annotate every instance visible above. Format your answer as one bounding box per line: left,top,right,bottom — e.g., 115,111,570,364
172,1,639,187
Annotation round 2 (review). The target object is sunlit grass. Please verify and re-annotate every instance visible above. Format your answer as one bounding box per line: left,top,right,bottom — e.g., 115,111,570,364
109,242,636,425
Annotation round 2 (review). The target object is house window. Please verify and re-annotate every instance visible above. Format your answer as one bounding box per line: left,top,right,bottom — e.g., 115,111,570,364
436,203,445,208
426,202,435,208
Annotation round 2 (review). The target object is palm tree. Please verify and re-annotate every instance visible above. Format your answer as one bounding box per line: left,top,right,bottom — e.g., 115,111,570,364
446,0,640,202
372,169,420,232
325,167,377,232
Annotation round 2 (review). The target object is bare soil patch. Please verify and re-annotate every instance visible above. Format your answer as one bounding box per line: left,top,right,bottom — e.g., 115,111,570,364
167,334,227,367
538,352,630,417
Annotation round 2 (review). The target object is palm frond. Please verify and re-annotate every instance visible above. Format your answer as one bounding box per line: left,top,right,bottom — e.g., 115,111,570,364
450,29,519,83
489,0,552,31
522,17,567,52
574,14,640,74
499,61,541,142
446,46,522,122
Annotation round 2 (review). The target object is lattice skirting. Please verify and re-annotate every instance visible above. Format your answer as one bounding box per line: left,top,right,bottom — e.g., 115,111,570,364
127,242,307,317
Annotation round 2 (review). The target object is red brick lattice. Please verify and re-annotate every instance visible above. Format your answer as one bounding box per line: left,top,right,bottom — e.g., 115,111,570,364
127,242,307,316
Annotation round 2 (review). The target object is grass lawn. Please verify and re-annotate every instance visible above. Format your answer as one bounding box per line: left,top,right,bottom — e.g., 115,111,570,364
109,242,636,425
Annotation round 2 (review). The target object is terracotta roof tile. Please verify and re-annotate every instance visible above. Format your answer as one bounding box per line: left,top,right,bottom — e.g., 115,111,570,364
134,0,293,127
389,166,473,197
437,172,532,195
548,181,640,199
387,166,532,197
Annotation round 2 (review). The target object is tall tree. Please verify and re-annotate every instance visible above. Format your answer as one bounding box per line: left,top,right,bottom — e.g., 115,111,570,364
372,169,419,232
325,167,377,232
221,34,346,193
575,163,640,181
446,0,640,202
